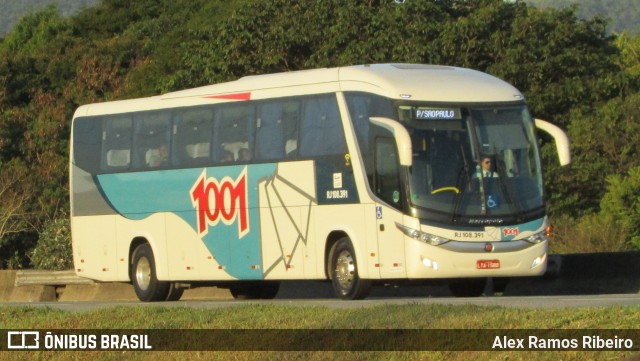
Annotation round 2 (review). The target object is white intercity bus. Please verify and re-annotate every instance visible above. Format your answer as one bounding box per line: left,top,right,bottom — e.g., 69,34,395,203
69,64,570,301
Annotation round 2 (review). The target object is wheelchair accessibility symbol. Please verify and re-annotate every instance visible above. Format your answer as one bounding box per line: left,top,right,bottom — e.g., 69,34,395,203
487,195,499,209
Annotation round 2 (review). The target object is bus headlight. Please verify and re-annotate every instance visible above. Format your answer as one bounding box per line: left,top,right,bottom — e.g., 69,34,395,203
525,230,549,244
526,225,552,244
530,253,547,269
395,223,450,246
421,257,439,270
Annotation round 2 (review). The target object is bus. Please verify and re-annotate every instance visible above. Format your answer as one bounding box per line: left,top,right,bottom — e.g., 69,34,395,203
70,64,570,301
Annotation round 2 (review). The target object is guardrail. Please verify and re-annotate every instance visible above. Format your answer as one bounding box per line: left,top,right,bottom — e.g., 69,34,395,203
4,269,230,302
14,270,95,287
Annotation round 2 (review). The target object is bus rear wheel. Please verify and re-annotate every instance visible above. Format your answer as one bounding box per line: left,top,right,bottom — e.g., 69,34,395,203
330,237,371,300
131,243,170,302
165,282,185,301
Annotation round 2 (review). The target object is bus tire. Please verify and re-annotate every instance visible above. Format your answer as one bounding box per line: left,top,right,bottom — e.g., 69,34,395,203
165,283,184,301
130,243,170,302
449,278,487,297
492,277,510,294
229,281,280,299
330,237,371,300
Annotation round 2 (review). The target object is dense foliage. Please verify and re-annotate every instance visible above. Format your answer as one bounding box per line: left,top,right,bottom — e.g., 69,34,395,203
0,0,639,268
28,210,72,270
4,0,638,37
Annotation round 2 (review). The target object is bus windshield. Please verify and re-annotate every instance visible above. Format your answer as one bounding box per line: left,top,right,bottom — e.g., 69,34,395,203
399,103,543,224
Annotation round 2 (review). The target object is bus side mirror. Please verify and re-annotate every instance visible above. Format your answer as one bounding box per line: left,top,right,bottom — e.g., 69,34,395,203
369,117,413,167
535,118,571,166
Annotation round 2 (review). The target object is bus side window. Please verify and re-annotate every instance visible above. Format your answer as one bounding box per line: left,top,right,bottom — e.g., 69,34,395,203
134,112,171,169
345,92,395,191
283,101,301,158
214,104,255,162
375,137,402,208
346,94,371,152
73,116,103,174
174,108,214,166
345,92,395,156
101,115,133,171
299,95,345,157
255,102,284,161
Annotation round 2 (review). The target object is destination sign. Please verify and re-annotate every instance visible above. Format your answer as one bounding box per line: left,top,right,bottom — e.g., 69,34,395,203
415,108,462,120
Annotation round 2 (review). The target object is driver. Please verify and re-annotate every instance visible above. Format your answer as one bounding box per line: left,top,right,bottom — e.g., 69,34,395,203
477,155,498,178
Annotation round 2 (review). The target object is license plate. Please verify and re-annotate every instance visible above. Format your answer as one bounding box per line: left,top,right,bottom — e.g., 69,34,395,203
476,259,500,269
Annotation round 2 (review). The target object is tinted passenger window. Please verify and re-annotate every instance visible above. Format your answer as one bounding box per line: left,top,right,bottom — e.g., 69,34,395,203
73,116,102,173
345,92,395,155
375,137,402,208
255,100,301,161
174,107,214,166
299,95,345,157
133,112,172,168
102,115,133,171
77,93,351,174
214,104,255,162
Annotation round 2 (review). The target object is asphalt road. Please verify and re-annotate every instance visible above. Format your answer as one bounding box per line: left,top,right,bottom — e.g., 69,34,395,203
1,293,638,312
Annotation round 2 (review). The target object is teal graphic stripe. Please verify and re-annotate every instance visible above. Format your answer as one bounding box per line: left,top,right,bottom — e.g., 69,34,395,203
96,164,277,279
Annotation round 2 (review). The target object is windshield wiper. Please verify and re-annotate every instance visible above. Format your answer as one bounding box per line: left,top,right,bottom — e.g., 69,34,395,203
449,144,471,223
493,153,526,222
465,114,488,216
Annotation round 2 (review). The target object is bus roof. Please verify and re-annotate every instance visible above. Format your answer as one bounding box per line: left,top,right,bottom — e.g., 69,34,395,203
338,64,523,103
164,64,523,102
75,64,524,117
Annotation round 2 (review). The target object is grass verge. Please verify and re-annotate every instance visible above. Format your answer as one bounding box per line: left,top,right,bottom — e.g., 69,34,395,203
0,304,638,360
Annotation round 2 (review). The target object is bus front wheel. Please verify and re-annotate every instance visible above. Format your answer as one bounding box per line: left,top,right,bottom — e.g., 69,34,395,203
330,237,371,300
131,243,170,302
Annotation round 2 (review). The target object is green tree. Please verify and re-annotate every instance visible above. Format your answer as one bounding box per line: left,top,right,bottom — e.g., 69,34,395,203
29,212,72,270
0,160,35,268
547,92,640,216
164,0,628,122
599,167,640,249
616,33,640,78
0,160,30,242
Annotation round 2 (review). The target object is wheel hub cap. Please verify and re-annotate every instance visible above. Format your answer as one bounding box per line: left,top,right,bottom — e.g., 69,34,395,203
135,256,151,291
335,250,355,291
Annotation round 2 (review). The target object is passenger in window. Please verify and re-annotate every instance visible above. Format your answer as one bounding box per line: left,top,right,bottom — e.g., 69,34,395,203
149,144,169,167
220,150,234,162
238,148,251,162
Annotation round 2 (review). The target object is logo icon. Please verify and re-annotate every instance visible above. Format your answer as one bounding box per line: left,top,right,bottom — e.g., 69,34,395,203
7,331,40,349
190,168,249,238
502,227,519,237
